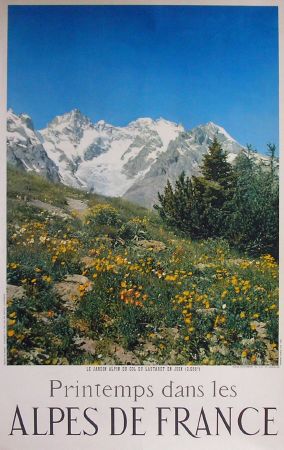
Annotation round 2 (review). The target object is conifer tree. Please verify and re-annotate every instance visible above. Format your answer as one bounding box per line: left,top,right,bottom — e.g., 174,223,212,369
191,137,235,234
201,136,234,190
155,137,234,238
155,172,195,232
225,145,278,256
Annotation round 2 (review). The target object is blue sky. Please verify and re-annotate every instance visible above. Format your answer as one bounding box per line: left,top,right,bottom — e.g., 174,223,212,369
8,5,279,153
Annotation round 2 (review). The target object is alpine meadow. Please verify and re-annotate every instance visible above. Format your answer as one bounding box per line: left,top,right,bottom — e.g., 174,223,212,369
7,111,279,365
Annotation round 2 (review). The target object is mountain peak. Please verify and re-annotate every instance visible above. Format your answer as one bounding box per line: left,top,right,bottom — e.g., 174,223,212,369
191,121,235,142
71,108,81,114
198,121,225,132
45,109,92,130
128,117,155,128
7,109,34,131
127,117,185,133
67,108,89,120
19,113,34,130
205,121,220,128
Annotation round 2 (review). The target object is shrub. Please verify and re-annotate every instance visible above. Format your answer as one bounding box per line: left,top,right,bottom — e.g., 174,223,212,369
87,204,121,226
119,218,149,241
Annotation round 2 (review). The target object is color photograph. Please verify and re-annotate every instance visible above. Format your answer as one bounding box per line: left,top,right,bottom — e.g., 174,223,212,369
6,4,279,365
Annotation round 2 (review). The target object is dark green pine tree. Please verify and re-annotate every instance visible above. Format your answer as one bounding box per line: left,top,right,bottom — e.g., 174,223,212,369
267,143,277,179
155,137,235,239
191,137,235,235
201,136,234,190
155,179,176,225
225,144,279,257
155,172,195,232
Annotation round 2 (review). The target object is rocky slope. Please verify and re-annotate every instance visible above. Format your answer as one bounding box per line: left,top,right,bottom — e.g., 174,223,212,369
7,109,60,183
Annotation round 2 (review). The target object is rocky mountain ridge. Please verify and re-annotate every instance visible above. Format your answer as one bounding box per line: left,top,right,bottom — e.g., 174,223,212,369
7,108,245,207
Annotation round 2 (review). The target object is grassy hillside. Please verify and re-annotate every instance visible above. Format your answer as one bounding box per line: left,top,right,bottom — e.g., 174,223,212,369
7,166,278,365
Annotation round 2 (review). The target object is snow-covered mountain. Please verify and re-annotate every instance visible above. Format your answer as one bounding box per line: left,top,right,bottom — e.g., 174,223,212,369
7,109,245,207
39,110,186,197
7,109,60,182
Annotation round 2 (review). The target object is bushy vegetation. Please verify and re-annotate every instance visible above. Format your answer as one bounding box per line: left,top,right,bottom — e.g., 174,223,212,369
7,165,278,365
155,139,279,257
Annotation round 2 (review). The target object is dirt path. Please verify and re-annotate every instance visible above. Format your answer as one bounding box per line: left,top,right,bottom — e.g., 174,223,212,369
27,199,71,219
66,197,89,217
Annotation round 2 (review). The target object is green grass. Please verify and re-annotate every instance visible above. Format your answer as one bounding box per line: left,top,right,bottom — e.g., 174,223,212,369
7,166,279,366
